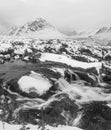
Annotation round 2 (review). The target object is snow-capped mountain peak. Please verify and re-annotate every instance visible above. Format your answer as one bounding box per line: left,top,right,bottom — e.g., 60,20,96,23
8,18,66,39
9,18,54,35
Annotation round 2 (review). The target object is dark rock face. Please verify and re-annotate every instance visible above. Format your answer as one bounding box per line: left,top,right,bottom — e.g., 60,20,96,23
18,94,78,126
78,102,111,130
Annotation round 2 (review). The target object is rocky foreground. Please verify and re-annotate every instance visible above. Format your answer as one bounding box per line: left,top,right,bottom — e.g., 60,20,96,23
0,38,111,130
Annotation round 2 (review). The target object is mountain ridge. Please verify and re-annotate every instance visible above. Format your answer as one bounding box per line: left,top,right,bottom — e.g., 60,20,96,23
8,18,66,39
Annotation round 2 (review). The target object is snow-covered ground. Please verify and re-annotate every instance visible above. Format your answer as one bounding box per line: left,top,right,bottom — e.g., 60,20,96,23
19,28,66,39
0,37,111,130
0,122,83,130
39,53,102,70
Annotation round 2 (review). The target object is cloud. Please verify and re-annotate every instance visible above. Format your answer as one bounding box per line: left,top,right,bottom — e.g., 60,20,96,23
0,0,111,31
19,0,36,5
64,0,84,3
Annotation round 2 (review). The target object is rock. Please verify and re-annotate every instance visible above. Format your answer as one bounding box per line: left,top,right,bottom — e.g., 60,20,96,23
18,73,52,96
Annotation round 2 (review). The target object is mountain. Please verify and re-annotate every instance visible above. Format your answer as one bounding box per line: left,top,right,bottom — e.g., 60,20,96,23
96,27,109,34
93,26,111,40
74,27,111,40
8,18,66,39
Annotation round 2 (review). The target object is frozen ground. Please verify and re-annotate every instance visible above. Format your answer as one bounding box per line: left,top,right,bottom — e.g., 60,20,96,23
0,38,111,130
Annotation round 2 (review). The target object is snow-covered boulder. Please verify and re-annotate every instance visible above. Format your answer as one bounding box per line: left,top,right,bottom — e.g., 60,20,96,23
0,44,12,52
23,56,29,61
18,72,52,96
14,48,25,55
14,55,20,60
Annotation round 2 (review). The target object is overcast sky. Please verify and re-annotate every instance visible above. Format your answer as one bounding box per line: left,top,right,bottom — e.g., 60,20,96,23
0,0,111,32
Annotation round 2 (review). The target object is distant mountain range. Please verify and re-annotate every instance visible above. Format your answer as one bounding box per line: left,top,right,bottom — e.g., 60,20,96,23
60,26,111,39
96,27,111,34
0,18,111,40
67,26,111,40
91,27,111,40
8,18,66,39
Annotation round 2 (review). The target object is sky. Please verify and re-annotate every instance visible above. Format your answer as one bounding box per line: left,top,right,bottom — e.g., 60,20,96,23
0,0,111,32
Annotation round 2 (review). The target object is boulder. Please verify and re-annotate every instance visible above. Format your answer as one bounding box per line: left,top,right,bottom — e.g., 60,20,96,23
18,72,52,96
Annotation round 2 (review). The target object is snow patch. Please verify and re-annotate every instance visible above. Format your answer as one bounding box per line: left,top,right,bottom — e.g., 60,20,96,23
40,53,102,70
18,72,52,95
0,122,83,130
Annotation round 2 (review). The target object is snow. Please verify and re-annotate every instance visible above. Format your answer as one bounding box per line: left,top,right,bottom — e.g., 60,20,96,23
26,48,32,53
56,78,111,103
39,53,102,70
14,55,20,59
46,125,83,130
23,56,29,61
0,44,12,49
0,44,12,52
14,48,25,55
18,72,52,95
8,17,67,39
0,121,21,130
0,122,83,130
14,28,66,39
95,32,111,40
50,67,65,77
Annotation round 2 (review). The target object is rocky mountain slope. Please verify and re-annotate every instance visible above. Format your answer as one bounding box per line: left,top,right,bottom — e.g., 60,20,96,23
8,18,66,39
65,26,111,40
93,27,111,40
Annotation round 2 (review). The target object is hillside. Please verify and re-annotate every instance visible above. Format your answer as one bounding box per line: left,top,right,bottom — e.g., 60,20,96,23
8,18,66,39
